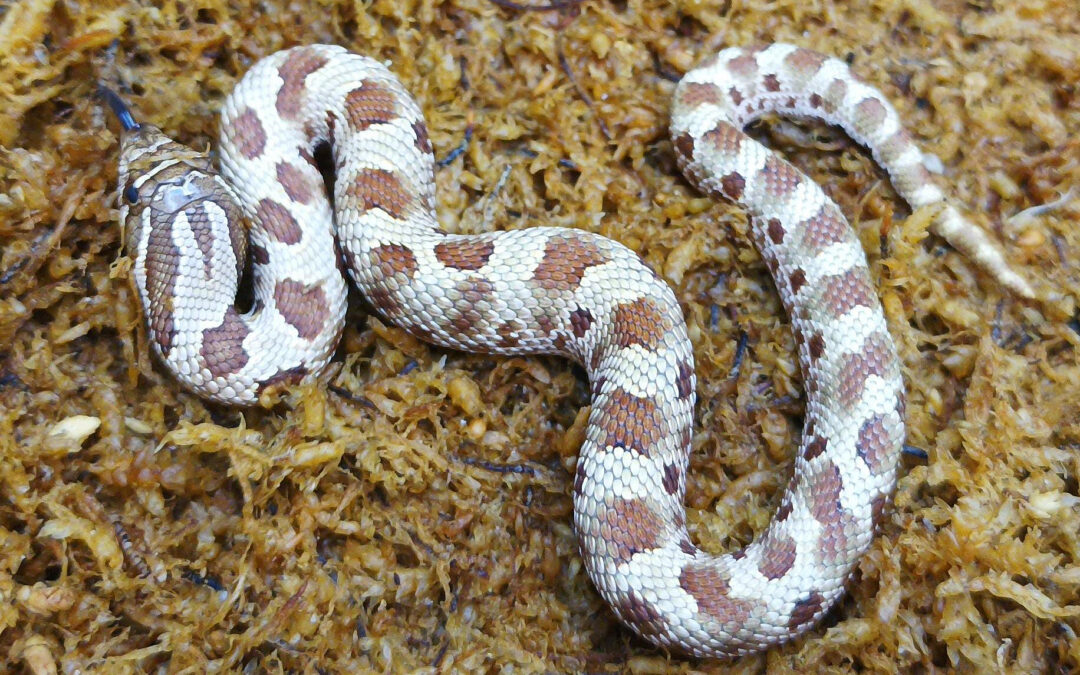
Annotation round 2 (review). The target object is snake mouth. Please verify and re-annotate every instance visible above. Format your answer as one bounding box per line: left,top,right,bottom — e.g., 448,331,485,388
99,86,141,132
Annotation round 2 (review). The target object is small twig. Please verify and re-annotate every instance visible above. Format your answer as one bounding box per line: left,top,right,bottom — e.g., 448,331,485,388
487,0,584,11
458,455,538,477
992,301,1005,345
1008,187,1077,224
328,384,376,409
458,56,470,91
728,330,749,380
0,258,29,285
437,123,474,167
1052,234,1067,266
558,46,612,140
902,444,929,461
431,638,451,667
182,569,226,592
652,49,682,83
482,164,513,227
1067,316,1080,338
744,394,800,415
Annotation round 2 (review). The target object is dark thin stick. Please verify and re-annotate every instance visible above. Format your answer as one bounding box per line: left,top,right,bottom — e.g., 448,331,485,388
0,258,29,285
652,49,682,83
98,86,140,131
743,394,800,415
459,455,538,476
902,444,929,461
431,639,451,667
1053,234,1068,266
437,124,473,167
182,569,226,592
729,330,749,379
992,301,1005,345
458,56,470,91
558,48,611,140
487,0,584,11
1069,316,1080,338
328,384,376,409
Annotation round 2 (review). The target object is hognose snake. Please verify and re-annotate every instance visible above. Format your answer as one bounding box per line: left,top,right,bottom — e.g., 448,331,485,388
107,43,1033,657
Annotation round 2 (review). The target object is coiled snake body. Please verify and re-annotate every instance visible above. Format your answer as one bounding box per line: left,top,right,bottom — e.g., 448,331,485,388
111,43,1031,657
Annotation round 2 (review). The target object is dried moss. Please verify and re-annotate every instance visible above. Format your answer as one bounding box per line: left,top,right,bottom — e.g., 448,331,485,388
2,0,1079,672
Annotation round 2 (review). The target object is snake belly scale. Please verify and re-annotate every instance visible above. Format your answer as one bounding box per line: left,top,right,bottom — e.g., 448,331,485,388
111,43,1031,657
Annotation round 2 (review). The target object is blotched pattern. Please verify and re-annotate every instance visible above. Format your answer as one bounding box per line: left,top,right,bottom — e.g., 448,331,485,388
113,43,1031,657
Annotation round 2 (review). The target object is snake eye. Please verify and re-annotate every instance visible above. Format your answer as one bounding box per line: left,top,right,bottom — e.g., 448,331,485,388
124,185,139,204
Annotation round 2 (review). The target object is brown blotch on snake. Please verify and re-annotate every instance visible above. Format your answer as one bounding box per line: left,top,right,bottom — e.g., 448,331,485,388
675,359,694,400
758,531,798,580
369,243,418,280
532,234,608,292
799,204,850,252
276,48,329,119
255,198,303,244
662,462,681,495
789,268,808,295
274,279,330,340
856,97,889,130
276,161,317,204
228,108,267,159
344,80,398,131
760,154,805,198
820,508,858,565
345,168,413,219
784,47,828,72
600,497,665,564
726,53,759,78
200,307,251,378
615,591,668,639
856,414,895,475
679,565,753,626
788,592,827,630
610,297,669,349
803,435,828,461
837,333,895,406
434,238,495,271
718,171,746,200
569,307,594,339
767,217,786,244
450,278,494,333
679,82,723,108
598,388,666,455
821,268,877,314
825,78,848,113
703,122,744,155
144,224,181,354
412,120,432,154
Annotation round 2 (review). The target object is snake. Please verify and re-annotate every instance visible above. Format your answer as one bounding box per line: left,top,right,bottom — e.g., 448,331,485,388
106,43,1032,657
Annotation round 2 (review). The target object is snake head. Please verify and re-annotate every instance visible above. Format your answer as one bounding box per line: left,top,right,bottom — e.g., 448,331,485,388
103,88,233,252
